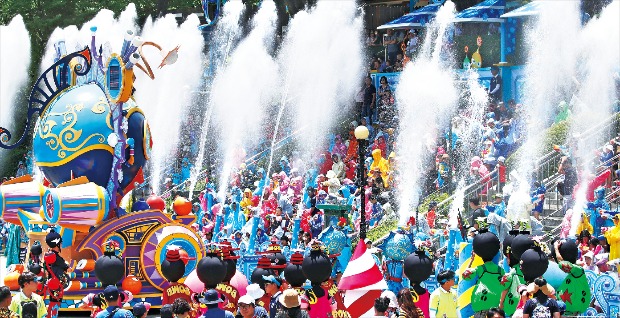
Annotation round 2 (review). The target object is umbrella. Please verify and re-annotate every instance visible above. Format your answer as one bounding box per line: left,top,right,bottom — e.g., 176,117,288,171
377,4,442,30
500,1,545,19
454,0,505,23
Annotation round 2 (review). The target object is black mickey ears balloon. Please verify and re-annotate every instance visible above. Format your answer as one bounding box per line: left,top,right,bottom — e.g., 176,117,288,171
30,242,42,257
520,245,549,283
503,230,520,266
472,228,500,262
302,240,332,284
161,247,185,283
251,256,275,289
284,252,307,288
197,245,227,289
510,231,533,261
404,250,433,285
94,240,125,286
554,239,579,264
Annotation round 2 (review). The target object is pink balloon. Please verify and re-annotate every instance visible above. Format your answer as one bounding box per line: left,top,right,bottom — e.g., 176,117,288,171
229,271,249,297
184,269,204,293
184,269,249,295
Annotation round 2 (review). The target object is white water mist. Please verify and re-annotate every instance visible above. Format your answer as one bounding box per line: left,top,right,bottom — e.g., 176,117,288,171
395,1,457,225
0,15,31,163
135,14,204,194
277,0,364,158
211,0,279,199
188,0,245,198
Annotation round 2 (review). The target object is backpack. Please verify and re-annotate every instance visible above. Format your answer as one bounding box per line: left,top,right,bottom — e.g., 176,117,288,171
531,298,551,318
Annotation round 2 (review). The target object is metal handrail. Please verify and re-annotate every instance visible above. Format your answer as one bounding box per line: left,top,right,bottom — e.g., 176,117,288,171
436,112,620,222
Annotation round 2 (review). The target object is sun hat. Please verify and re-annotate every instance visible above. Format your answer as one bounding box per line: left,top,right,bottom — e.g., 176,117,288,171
238,295,256,305
279,289,301,308
380,290,398,308
197,289,223,304
246,284,265,300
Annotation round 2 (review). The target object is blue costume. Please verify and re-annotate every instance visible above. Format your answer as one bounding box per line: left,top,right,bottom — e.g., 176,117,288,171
588,187,612,237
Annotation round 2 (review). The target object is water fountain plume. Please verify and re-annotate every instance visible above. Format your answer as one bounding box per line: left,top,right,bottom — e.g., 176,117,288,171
40,4,138,70
276,0,364,161
568,1,619,236
0,15,31,164
187,0,245,198
210,0,279,199
395,1,458,226
518,1,581,173
135,13,204,194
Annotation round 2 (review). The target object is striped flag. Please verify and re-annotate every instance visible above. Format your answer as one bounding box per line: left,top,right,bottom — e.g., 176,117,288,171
339,240,387,317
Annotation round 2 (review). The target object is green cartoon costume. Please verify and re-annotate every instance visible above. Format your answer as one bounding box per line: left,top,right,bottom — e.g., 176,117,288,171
463,228,504,313
500,265,525,316
557,261,591,314
463,261,505,312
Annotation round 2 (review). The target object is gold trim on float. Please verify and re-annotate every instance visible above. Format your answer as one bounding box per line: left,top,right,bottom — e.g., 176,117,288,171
35,144,114,167
57,176,90,188
1,175,33,185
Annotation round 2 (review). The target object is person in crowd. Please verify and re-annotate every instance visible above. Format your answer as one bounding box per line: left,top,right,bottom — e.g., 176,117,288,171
198,289,234,318
362,77,377,124
489,66,502,103
331,154,345,181
530,210,544,236
9,272,46,317
238,295,268,318
384,29,399,64
522,278,561,318
275,289,308,318
405,30,418,59
171,298,192,318
161,304,174,318
429,270,457,318
469,197,486,229
132,302,150,318
370,297,390,318
485,308,506,318
396,288,424,318
0,286,17,318
263,275,283,318
15,161,27,178
95,286,134,318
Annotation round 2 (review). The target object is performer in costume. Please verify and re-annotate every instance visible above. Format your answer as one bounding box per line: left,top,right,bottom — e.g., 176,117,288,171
462,227,504,318
43,230,69,318
553,239,591,315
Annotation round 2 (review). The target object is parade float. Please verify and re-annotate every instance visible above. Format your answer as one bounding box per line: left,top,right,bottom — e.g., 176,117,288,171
0,27,212,312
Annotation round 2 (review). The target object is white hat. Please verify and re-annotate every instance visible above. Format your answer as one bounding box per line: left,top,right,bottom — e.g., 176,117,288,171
606,145,614,151
238,295,256,305
584,251,594,259
245,284,265,300
498,156,506,162
380,290,398,308
487,118,495,124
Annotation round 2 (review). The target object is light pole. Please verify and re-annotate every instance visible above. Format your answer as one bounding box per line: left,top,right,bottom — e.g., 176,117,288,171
355,125,370,240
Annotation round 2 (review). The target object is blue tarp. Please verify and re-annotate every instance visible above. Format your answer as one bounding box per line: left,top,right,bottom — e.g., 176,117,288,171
454,0,505,23
500,1,544,18
377,3,442,29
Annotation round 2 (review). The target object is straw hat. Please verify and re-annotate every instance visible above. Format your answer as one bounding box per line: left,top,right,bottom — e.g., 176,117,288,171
279,289,301,308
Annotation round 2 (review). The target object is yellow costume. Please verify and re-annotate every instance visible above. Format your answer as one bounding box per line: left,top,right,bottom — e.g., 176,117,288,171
575,212,593,237
368,149,389,188
240,188,253,220
605,217,620,260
